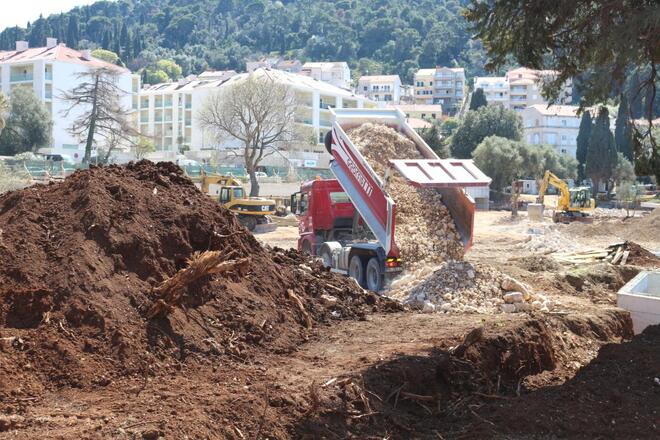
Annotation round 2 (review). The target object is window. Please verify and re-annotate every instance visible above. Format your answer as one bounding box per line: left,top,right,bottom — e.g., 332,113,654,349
431,113,436,119
329,192,350,203
421,113,426,119
220,188,230,203
535,119,539,127
561,119,567,126
363,86,367,91
430,81,433,86
384,94,392,101
374,94,380,100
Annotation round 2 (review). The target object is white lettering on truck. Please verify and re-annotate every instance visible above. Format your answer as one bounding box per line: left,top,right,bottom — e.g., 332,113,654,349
346,156,373,197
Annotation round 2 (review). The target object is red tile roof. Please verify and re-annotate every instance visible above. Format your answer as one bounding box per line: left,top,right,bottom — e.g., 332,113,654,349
0,44,127,71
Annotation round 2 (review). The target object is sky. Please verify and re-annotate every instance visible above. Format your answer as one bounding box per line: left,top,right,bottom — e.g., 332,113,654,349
0,0,98,30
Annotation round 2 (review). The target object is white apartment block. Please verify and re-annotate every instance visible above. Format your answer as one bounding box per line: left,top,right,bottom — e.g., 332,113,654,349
138,68,374,166
0,39,137,160
357,75,402,103
473,76,509,106
475,68,573,112
413,67,465,113
300,62,351,89
521,105,582,157
246,58,302,73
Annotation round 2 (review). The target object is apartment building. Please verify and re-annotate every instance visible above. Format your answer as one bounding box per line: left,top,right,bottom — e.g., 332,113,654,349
138,68,374,166
413,67,465,113
388,104,443,122
0,39,137,159
246,57,302,73
473,76,509,107
300,62,351,89
475,68,573,111
520,105,583,157
357,75,402,103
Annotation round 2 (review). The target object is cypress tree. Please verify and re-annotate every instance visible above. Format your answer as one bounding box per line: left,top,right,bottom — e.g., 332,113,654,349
585,107,617,197
575,110,592,183
67,15,80,47
469,88,488,110
615,94,634,162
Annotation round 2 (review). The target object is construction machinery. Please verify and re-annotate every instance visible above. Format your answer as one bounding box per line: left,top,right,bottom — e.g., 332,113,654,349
292,108,491,291
198,172,276,231
537,170,595,223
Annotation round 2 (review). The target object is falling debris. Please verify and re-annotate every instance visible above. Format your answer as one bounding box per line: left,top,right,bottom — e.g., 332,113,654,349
348,123,464,269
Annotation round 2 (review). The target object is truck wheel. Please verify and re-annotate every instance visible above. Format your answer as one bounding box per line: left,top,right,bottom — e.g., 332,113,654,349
301,240,312,254
320,248,333,268
348,255,365,288
365,257,383,292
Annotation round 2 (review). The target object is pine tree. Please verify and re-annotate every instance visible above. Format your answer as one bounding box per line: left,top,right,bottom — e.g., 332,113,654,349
575,110,592,183
615,94,634,162
585,108,617,197
469,88,488,110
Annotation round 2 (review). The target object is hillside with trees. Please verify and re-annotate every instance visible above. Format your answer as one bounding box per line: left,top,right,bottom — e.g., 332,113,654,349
0,0,487,84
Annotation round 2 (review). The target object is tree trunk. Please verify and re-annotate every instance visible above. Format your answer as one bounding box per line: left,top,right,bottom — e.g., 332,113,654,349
83,74,100,164
249,169,259,197
591,178,600,207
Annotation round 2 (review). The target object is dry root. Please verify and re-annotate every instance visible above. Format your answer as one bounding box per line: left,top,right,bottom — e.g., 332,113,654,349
147,251,250,319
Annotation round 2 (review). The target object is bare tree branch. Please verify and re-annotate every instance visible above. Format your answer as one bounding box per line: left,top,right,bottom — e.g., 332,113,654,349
198,73,305,196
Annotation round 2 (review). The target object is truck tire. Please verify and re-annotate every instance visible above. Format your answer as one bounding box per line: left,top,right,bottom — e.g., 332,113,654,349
301,240,312,254
348,255,365,288
320,247,333,268
365,257,383,292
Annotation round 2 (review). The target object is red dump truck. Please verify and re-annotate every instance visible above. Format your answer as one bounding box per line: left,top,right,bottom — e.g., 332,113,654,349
291,109,491,291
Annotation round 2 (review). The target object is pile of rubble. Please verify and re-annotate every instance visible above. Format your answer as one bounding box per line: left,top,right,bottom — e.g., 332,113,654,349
347,123,464,267
391,261,554,314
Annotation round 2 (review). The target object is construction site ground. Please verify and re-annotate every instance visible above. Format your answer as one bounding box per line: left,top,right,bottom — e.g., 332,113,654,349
2,176,659,440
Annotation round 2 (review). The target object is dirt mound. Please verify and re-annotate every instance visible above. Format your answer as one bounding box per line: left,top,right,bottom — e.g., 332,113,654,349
0,161,395,397
565,208,660,246
623,240,660,266
295,310,634,439
467,323,660,439
347,123,463,269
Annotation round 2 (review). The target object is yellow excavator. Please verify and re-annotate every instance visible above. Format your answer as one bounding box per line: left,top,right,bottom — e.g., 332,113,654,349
198,172,276,231
537,170,595,223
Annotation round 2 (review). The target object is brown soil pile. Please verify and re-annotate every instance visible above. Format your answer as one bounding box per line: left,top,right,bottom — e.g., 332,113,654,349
622,241,660,266
347,123,463,269
0,161,396,397
466,323,660,439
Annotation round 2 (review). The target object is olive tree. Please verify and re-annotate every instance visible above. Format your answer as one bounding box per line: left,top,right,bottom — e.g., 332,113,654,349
198,73,300,196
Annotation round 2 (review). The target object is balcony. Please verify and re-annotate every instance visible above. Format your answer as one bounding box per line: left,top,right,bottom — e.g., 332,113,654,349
10,73,33,82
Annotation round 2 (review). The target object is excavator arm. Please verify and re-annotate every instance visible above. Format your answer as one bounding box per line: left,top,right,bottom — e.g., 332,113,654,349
537,170,571,210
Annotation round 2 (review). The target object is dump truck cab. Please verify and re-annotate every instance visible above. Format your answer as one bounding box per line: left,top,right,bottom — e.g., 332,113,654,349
292,178,402,292
292,179,357,254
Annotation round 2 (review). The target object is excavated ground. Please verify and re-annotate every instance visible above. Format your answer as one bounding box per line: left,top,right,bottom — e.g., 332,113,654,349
0,163,658,439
